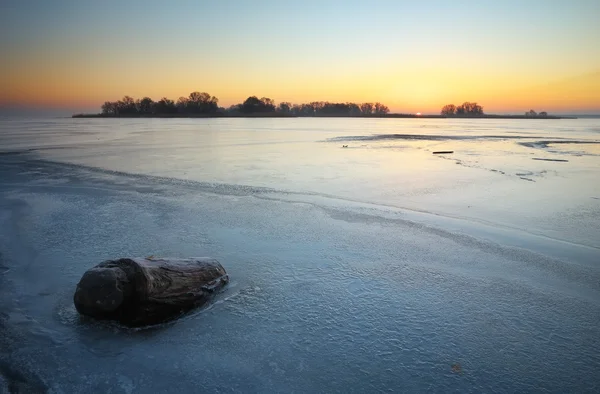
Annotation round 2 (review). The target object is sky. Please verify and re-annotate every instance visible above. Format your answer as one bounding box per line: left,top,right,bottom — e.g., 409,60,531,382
1,0,599,114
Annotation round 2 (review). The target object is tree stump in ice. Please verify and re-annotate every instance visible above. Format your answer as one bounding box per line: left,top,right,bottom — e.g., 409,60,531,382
73,257,228,326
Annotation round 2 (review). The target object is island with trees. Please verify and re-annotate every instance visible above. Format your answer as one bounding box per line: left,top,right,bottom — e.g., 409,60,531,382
440,102,559,118
73,92,571,119
81,92,393,118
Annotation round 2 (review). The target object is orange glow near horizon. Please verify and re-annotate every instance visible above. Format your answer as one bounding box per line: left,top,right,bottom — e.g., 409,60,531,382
2,73,599,115
2,57,599,114
2,69,599,114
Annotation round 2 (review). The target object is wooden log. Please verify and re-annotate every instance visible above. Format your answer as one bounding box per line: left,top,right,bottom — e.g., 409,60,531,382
432,151,454,154
73,257,228,326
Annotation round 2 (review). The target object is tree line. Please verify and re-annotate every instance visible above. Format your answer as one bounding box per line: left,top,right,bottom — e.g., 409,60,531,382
228,96,389,116
101,92,218,116
100,92,390,117
440,102,484,116
524,109,549,117
440,103,551,117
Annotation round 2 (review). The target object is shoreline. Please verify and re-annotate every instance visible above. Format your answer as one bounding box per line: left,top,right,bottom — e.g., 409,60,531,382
72,113,575,119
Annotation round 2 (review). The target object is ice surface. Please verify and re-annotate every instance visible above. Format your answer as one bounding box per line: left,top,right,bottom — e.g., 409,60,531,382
0,117,599,392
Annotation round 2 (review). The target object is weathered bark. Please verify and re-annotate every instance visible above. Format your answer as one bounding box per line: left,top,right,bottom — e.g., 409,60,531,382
73,257,228,326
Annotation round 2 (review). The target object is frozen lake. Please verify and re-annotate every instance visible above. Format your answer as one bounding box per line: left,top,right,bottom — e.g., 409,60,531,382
1,117,599,393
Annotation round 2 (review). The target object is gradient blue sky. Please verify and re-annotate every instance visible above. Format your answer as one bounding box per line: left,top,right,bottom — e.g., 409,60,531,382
1,0,599,113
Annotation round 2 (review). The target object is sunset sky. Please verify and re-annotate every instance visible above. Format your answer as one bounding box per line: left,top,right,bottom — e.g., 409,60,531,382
1,0,599,114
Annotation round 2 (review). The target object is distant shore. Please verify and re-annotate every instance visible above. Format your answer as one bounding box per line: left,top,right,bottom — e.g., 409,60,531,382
72,113,575,119
84,94,575,119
